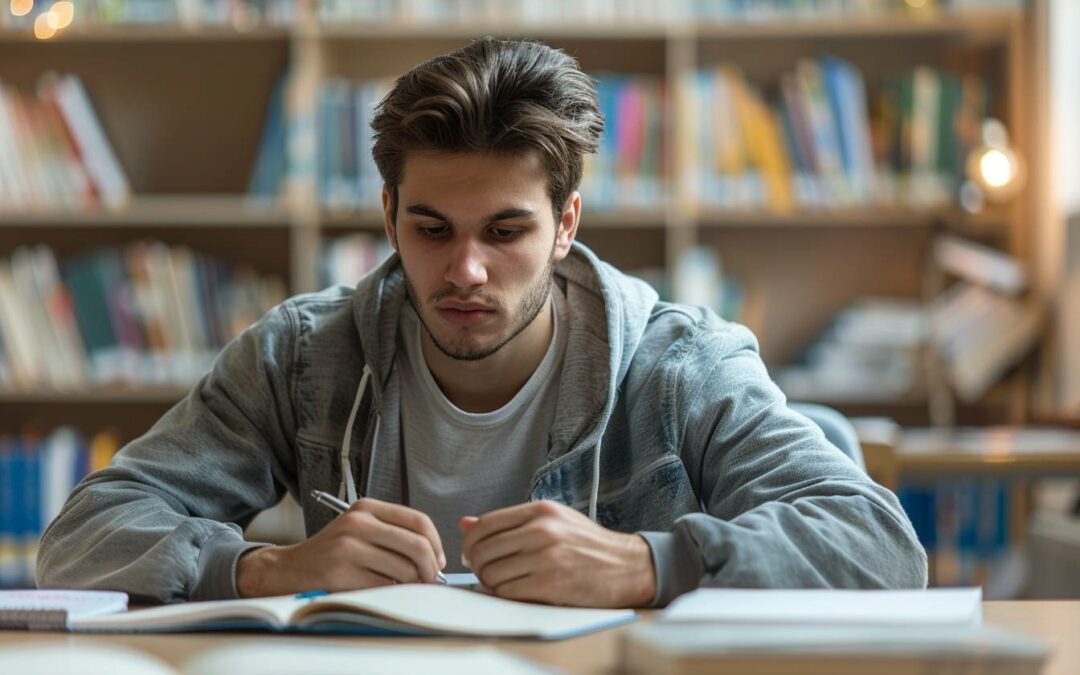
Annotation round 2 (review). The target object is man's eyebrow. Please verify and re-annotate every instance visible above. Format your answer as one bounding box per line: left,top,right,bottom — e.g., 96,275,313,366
404,205,535,222
404,204,451,222
487,207,535,222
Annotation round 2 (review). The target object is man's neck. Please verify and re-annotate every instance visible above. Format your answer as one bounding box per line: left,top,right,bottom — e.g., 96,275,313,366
421,296,554,413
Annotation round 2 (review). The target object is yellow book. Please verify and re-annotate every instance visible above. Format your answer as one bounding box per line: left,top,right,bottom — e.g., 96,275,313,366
89,429,121,472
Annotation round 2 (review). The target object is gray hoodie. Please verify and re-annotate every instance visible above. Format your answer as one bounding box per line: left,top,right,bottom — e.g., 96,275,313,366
36,243,927,606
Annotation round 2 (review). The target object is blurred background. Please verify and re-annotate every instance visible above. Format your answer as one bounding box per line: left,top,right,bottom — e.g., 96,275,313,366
0,0,1077,599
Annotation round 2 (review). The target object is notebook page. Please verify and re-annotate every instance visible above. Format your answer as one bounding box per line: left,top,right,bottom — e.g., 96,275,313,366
71,594,303,631
663,588,982,626
298,584,635,638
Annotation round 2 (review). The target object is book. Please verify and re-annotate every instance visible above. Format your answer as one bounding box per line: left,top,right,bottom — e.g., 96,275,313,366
662,588,983,627
0,241,286,391
0,427,116,589
0,590,128,630
45,74,131,210
13,585,635,639
620,623,1048,675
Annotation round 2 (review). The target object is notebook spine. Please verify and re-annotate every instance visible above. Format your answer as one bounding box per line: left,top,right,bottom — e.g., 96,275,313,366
0,609,69,630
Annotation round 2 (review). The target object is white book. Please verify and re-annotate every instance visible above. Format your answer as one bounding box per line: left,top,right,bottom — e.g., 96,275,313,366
12,585,635,639
663,588,982,627
622,622,1048,675
49,74,131,210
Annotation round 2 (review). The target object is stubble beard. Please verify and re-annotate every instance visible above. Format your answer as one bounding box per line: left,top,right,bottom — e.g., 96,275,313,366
404,255,555,362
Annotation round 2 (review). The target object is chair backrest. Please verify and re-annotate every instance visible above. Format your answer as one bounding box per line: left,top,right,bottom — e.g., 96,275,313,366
789,402,865,471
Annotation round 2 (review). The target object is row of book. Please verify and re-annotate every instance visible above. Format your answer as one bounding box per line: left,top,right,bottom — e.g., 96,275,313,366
898,478,1017,594
0,242,286,392
0,74,131,213
315,0,1022,23
774,235,1040,404
291,74,667,212
0,0,296,28
680,60,989,211
0,426,120,589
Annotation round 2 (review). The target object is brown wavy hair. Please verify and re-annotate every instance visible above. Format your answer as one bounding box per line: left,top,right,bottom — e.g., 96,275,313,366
371,37,605,222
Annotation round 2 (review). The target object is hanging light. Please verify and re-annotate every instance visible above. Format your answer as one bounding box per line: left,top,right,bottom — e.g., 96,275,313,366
963,118,1026,210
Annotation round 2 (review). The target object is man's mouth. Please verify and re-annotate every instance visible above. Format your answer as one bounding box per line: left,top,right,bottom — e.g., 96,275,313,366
435,302,496,326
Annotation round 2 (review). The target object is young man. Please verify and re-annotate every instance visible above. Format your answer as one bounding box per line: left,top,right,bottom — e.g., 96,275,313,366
37,38,926,608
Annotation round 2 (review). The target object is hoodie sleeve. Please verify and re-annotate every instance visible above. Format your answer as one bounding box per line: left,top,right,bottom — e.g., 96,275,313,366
639,320,927,607
35,303,299,604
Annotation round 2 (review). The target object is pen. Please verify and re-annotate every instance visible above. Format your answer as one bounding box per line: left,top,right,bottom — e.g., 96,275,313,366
309,489,448,585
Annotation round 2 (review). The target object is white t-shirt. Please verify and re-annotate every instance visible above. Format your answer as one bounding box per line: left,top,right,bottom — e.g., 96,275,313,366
397,286,568,572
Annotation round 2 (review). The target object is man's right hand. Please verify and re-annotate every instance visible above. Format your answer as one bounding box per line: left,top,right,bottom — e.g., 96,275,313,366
236,498,446,598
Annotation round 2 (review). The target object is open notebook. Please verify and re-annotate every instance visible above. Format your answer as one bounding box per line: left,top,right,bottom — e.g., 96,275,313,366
6,585,635,640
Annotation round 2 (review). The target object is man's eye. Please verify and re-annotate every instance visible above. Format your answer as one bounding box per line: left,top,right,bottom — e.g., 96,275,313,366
490,228,520,241
418,225,449,238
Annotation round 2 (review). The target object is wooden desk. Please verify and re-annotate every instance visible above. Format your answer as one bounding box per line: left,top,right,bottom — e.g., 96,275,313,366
1,602,1076,675
898,427,1080,478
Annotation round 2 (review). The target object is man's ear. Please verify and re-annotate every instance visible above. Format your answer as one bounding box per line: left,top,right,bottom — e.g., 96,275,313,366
553,191,581,262
382,186,398,250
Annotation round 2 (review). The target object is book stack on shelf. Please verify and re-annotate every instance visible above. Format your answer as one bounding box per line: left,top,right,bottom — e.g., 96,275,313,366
313,77,394,211
583,74,666,212
0,242,286,392
315,0,1023,25
0,0,297,29
0,426,120,588
0,73,130,212
898,477,1017,595
774,297,928,403
301,72,665,213
680,60,986,212
774,235,1042,407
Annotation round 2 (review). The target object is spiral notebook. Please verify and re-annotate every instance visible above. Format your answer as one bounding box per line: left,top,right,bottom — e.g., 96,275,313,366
1,585,635,640
0,590,129,630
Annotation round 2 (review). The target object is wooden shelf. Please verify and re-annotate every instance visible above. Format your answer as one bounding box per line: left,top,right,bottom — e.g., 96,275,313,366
897,427,1080,478
319,208,670,229
693,12,1018,41
0,11,1013,44
307,12,1018,42
0,25,290,43
311,23,672,41
0,195,292,228
696,207,949,228
0,387,189,405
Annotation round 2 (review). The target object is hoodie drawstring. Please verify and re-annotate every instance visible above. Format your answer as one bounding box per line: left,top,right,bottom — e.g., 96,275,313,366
587,438,602,522
340,364,377,503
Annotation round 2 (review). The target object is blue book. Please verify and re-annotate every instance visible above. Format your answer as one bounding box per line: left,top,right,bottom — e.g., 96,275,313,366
248,73,289,197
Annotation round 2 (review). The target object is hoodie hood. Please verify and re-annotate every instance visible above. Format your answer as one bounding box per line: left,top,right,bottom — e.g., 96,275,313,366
346,241,659,498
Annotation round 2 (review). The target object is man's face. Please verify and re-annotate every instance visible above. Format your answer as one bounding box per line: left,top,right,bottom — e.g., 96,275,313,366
384,150,577,361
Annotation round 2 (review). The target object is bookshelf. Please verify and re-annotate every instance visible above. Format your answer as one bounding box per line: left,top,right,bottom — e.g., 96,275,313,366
0,1,1048,441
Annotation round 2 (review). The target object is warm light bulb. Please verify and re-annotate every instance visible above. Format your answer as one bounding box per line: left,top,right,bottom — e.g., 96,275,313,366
10,0,33,17
33,11,56,39
50,1,73,29
979,149,1014,188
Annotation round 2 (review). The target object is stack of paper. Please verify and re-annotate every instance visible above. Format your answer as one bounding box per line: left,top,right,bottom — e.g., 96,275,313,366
620,589,1049,675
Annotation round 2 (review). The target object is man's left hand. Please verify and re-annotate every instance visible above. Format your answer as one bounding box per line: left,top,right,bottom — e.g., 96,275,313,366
459,500,657,608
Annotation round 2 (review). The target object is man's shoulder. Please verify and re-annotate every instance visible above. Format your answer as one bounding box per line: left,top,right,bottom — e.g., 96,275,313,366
642,301,759,355
278,285,357,328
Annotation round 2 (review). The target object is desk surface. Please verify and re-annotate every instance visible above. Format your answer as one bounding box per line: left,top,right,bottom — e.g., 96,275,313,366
2,601,1077,675
898,427,1080,476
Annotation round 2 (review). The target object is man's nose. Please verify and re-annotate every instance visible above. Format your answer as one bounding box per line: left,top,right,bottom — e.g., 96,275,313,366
444,238,488,289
